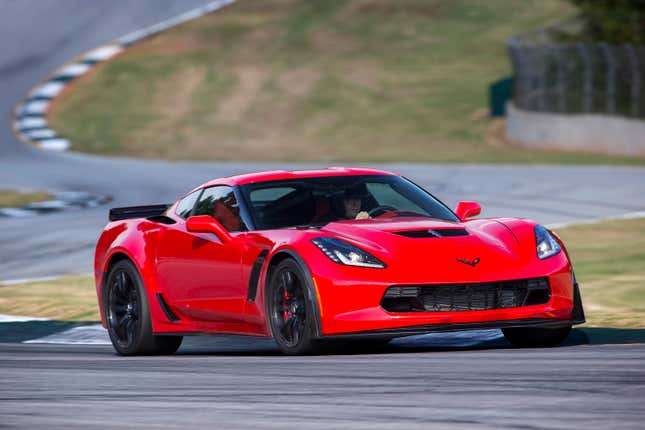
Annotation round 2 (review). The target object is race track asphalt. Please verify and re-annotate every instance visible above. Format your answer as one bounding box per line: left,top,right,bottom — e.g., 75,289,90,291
1,2,644,429
1,338,644,429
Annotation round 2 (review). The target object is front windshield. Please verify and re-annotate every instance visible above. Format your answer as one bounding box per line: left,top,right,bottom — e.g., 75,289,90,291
240,175,458,230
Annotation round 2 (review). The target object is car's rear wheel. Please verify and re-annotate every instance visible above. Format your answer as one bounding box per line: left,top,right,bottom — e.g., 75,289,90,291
267,259,321,355
105,260,182,356
502,325,571,348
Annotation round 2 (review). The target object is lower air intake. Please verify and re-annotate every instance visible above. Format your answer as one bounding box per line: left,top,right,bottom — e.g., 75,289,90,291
381,278,551,312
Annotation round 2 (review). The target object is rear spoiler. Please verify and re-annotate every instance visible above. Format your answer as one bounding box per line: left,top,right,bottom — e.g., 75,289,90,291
109,204,171,222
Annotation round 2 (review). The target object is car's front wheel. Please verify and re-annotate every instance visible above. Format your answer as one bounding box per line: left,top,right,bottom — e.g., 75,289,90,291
502,325,572,348
105,260,183,356
266,259,321,355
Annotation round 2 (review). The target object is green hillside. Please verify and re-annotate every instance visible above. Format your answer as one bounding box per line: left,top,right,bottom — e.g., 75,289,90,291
49,0,641,164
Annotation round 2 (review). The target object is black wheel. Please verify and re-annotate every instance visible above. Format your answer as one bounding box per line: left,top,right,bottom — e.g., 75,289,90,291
267,259,321,355
502,325,572,348
105,260,183,356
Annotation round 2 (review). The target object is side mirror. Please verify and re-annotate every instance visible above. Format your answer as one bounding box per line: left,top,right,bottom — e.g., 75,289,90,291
455,201,481,220
186,215,233,243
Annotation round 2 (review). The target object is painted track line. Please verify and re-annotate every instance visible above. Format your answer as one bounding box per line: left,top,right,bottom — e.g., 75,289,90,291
0,314,48,323
547,210,645,229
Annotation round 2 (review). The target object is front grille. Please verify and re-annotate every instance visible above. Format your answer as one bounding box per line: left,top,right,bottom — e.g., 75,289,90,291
381,278,551,312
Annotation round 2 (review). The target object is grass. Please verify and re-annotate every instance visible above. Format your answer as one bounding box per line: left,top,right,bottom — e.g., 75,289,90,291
48,0,644,165
554,217,645,328
0,276,99,321
1,217,643,327
0,190,52,208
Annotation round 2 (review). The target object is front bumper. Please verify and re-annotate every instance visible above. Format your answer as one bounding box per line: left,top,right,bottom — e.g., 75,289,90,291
313,262,584,336
320,316,583,339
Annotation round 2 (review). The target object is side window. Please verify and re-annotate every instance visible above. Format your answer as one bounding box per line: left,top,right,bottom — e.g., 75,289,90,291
175,190,200,219
193,186,244,232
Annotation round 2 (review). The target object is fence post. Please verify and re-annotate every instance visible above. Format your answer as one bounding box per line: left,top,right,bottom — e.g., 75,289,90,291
626,44,641,117
537,45,547,111
600,43,616,114
577,43,592,113
554,46,566,112
507,41,525,108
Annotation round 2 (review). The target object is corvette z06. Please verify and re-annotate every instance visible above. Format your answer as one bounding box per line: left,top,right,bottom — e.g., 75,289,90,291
94,168,584,355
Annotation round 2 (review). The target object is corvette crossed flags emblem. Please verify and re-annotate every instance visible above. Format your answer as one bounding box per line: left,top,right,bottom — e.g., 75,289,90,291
456,257,480,267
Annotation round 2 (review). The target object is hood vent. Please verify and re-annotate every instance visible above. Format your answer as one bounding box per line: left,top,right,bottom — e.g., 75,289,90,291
393,228,469,238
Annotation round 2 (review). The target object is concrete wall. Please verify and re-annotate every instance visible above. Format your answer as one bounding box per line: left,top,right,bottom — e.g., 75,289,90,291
506,102,645,157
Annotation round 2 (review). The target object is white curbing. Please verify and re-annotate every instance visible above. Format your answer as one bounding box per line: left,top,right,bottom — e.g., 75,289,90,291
0,207,35,218
0,274,91,286
16,117,46,129
20,100,49,115
24,128,56,139
29,81,66,98
23,324,111,345
56,62,92,78
37,138,71,151
83,44,124,62
547,210,645,229
0,314,49,323
12,0,236,153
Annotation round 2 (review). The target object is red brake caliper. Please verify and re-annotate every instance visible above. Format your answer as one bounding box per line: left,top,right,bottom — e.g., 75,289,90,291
283,289,290,321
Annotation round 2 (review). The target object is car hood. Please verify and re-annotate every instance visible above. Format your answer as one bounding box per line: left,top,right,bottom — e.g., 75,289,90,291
320,217,539,283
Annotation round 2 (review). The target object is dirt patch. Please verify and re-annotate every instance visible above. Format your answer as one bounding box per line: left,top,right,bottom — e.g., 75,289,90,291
125,26,216,58
310,28,356,56
277,67,321,97
343,0,445,18
122,66,206,158
217,66,267,123
338,60,382,92
484,118,510,148
157,66,207,119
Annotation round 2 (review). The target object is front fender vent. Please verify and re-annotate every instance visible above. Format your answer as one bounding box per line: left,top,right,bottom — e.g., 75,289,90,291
156,293,180,322
393,228,469,238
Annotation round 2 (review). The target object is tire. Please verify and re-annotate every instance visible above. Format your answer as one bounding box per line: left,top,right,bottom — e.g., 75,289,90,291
502,325,572,348
105,260,183,356
266,259,321,355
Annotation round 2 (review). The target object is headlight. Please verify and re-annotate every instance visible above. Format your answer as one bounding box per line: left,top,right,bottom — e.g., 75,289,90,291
311,237,386,268
535,225,561,259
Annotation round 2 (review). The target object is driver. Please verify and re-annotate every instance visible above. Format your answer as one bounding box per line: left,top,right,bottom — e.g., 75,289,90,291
340,186,370,220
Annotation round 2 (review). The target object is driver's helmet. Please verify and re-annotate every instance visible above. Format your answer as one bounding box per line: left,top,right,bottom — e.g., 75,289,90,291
342,183,370,200
331,183,370,218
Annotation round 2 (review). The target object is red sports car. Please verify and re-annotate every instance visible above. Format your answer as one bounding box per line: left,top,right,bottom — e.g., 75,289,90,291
94,167,585,355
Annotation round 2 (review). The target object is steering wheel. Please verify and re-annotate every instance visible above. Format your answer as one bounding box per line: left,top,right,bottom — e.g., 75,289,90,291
368,205,398,218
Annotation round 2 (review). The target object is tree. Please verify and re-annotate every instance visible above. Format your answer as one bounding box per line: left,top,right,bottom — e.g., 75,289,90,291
569,0,645,44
